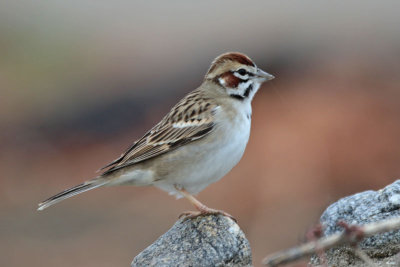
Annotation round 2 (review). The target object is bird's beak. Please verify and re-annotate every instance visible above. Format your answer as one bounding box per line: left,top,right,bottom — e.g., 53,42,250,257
256,68,275,81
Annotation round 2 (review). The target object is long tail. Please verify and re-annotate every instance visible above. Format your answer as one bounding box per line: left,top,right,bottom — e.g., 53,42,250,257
37,178,108,211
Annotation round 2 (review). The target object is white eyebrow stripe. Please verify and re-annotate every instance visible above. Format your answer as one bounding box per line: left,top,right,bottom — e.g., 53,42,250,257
233,72,249,80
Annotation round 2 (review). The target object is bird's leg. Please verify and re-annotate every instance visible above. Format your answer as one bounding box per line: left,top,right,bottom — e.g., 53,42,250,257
175,186,236,222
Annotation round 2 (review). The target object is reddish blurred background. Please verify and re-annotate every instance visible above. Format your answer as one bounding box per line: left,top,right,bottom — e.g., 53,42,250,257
1,1,400,266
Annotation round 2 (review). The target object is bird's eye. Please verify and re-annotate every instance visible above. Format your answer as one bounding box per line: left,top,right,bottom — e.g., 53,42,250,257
237,68,247,76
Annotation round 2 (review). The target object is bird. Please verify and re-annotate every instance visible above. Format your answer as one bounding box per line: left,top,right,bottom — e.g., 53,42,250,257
37,52,274,219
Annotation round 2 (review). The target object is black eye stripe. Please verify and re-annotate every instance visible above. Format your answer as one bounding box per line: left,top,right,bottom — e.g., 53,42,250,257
237,68,247,76
235,69,254,77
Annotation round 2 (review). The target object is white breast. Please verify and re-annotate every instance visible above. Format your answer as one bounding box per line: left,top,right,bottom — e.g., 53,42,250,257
154,100,252,196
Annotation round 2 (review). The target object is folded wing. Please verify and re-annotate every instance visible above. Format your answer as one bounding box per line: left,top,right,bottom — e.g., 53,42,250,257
100,90,218,175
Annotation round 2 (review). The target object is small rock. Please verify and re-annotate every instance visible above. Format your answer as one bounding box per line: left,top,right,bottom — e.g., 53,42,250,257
311,180,400,266
321,180,400,248
131,215,252,267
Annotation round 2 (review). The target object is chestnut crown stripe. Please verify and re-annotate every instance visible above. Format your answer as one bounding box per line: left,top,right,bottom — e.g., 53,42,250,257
207,52,255,75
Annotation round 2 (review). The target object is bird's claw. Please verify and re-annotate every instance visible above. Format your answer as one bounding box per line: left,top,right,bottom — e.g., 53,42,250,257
178,209,237,222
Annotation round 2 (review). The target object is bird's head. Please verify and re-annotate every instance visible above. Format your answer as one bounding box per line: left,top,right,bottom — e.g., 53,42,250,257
205,52,274,101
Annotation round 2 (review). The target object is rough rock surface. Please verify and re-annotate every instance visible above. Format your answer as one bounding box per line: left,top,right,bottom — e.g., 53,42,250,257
131,214,252,267
311,179,400,266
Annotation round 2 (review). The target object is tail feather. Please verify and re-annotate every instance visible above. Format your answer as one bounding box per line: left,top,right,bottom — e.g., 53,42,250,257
37,179,107,211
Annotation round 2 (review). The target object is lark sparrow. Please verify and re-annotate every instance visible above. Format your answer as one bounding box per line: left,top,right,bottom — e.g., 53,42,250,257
38,52,274,219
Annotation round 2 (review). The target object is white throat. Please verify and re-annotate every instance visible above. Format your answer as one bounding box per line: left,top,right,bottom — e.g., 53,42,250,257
220,78,262,102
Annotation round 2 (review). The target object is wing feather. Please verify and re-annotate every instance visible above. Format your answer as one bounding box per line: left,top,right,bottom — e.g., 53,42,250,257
100,90,218,175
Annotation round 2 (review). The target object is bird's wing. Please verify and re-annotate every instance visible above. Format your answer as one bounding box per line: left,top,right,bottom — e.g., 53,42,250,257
100,90,219,175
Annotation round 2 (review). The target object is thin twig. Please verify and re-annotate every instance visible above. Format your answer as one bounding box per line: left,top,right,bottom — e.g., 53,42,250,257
262,216,400,266
305,224,327,266
354,247,376,267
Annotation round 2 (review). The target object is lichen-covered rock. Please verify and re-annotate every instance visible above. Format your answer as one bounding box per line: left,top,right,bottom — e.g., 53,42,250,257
132,215,252,267
311,180,400,266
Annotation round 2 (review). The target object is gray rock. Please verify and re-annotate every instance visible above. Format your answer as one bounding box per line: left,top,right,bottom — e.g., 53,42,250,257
131,215,252,267
311,180,400,266
321,180,400,248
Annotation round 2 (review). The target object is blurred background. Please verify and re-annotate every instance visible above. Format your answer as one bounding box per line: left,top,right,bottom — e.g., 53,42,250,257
1,1,400,266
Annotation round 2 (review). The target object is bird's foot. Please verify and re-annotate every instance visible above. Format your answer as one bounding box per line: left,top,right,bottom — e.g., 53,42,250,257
174,186,237,222
179,208,237,222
